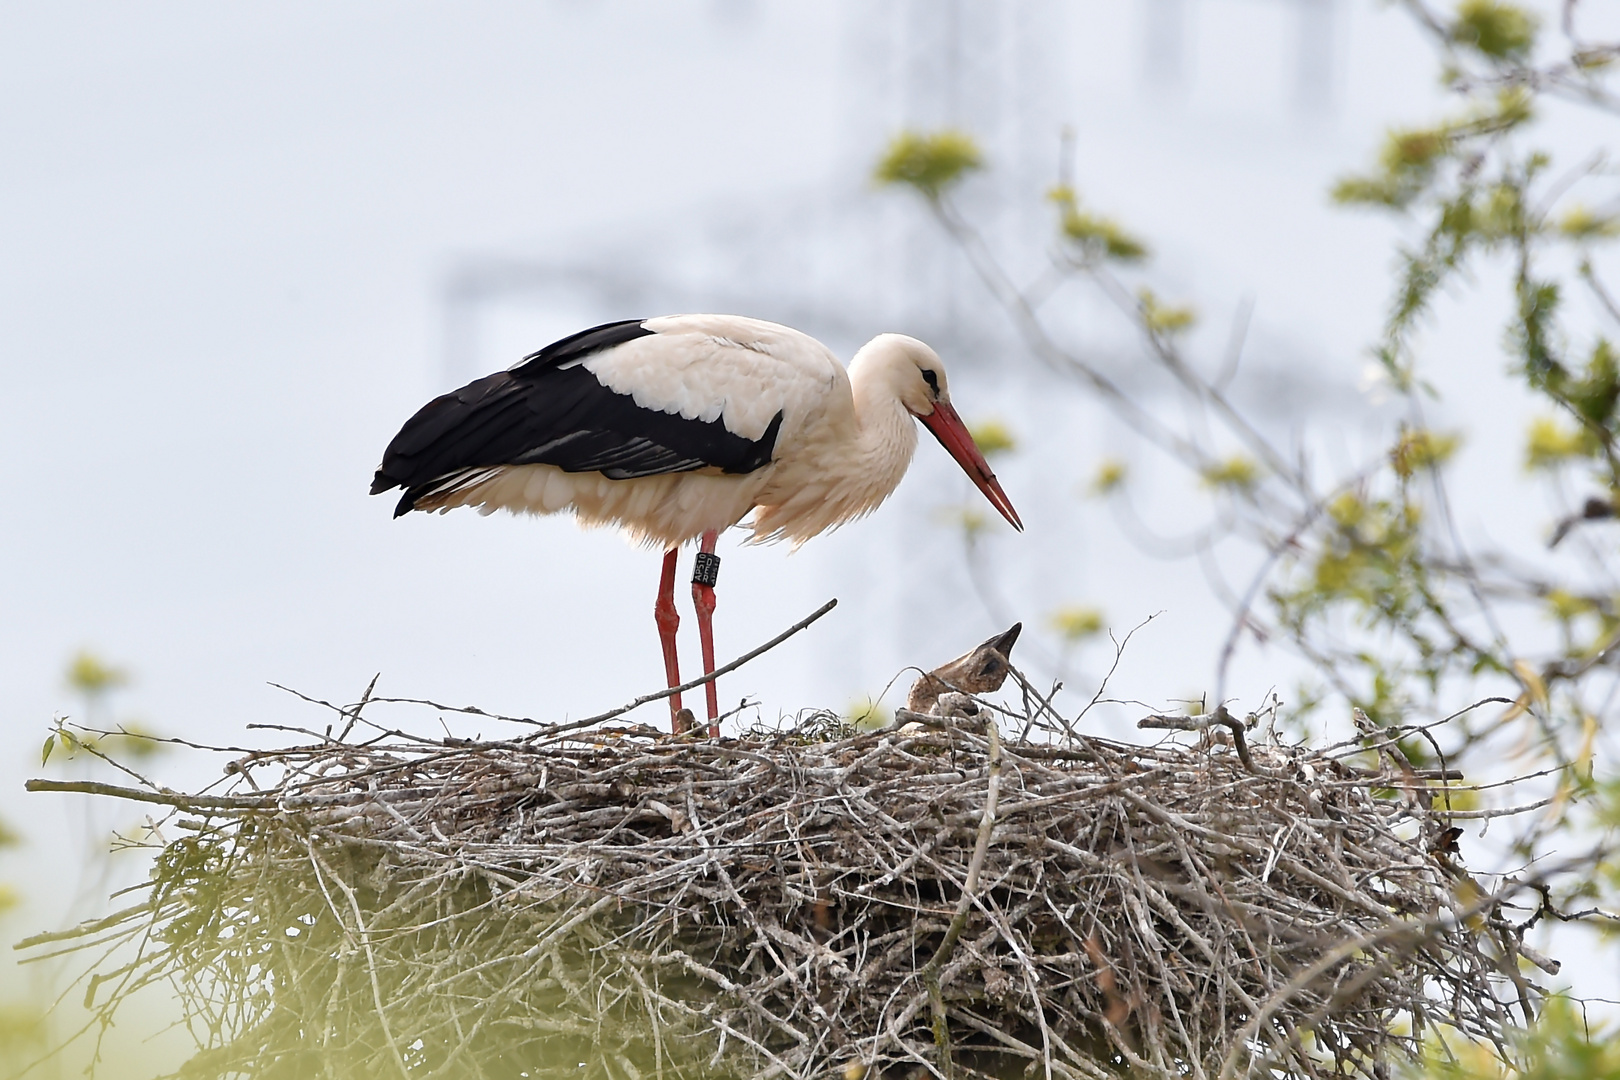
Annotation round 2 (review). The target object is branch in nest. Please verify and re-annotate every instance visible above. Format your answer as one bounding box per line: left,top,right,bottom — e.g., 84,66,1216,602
1137,705,1265,774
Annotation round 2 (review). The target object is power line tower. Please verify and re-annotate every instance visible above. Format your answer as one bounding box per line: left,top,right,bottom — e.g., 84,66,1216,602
439,1,1068,391
1143,0,1339,112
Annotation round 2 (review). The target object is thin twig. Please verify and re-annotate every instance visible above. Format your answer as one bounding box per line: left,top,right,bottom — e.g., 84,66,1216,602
554,598,839,730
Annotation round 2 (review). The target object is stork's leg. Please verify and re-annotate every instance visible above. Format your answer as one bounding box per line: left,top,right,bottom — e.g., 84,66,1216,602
691,529,721,736
655,547,686,733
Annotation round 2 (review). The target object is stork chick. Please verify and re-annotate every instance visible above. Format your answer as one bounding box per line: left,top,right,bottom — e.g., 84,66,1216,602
905,623,1022,716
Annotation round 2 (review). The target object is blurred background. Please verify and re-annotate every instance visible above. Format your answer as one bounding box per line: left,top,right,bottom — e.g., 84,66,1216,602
3,0,1616,1071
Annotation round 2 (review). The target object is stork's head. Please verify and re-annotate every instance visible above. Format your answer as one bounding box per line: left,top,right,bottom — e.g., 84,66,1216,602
855,333,1023,533
855,333,953,417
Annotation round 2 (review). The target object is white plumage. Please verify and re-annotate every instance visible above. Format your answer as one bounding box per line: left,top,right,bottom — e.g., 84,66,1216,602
372,314,1021,733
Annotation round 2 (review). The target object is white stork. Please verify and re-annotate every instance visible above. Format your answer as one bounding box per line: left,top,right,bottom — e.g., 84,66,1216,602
370,314,1022,735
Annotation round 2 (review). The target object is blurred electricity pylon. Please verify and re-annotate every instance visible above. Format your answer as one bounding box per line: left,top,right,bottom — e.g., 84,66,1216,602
439,0,1343,392
1144,0,1339,113
439,0,1069,390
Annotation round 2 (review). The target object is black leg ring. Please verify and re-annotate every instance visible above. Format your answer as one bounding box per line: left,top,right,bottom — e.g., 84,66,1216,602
692,552,721,587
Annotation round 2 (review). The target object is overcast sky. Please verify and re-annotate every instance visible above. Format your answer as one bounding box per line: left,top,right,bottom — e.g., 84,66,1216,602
3,0,1616,1036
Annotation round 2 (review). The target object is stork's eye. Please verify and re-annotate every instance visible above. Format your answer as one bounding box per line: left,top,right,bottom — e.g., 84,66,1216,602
920,369,940,397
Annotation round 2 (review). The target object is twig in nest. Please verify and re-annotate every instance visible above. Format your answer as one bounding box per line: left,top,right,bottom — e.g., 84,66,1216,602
558,597,839,731
1138,705,1265,774
918,722,1002,1073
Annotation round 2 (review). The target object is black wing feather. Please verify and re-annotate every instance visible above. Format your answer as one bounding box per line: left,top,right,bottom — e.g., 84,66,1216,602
510,318,656,377
370,319,784,516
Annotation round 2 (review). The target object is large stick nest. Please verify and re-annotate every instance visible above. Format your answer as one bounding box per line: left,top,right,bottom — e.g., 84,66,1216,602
27,708,1546,1080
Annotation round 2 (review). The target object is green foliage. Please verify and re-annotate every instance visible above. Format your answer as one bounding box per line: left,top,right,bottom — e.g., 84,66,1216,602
1269,487,1486,723
1305,492,1422,615
1513,276,1562,384
874,130,983,200
1533,339,1620,469
121,824,742,1078
1596,775,1620,831
1090,457,1128,494
1412,996,1620,1079
1451,0,1540,62
1333,91,1534,224
1333,126,1457,209
1137,287,1196,335
1200,454,1260,490
1332,73,1620,502
1559,206,1620,241
967,418,1017,456
1544,588,1598,625
1541,589,1620,665
1563,339,1620,428
1260,99,1620,754
0,1004,46,1076
42,721,166,764
1049,605,1105,642
1525,417,1598,469
66,650,128,696
1390,428,1461,479
0,818,35,1076
1049,185,1148,261
54,651,169,762
846,697,890,731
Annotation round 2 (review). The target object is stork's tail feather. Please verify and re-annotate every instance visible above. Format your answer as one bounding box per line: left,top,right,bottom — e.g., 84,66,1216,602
369,468,423,516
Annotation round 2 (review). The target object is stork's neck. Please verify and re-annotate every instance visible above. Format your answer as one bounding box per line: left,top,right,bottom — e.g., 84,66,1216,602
850,360,920,491
747,342,928,545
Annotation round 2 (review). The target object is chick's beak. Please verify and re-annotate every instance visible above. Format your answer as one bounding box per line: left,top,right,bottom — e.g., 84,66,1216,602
918,401,1023,532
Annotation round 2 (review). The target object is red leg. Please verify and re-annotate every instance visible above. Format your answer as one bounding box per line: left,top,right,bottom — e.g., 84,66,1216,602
654,548,685,733
691,529,721,736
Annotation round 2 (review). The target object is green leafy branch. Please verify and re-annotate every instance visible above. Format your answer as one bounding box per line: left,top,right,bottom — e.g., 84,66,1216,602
873,3,1620,852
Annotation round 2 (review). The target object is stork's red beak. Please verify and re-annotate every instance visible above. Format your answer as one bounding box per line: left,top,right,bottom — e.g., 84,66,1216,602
919,402,1024,532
